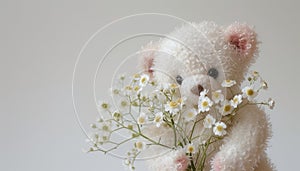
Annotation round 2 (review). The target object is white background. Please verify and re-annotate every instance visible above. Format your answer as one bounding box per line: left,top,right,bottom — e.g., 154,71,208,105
1,0,300,170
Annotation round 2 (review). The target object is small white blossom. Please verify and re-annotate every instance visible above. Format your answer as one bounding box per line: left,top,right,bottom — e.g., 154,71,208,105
97,101,110,112
153,112,164,127
213,122,227,136
211,90,224,103
203,114,216,128
183,108,198,121
200,89,209,97
165,101,180,114
230,94,243,108
110,88,120,95
219,100,234,116
268,98,275,109
198,96,213,113
261,81,268,89
242,86,258,100
135,141,146,151
251,71,260,78
101,121,112,132
112,111,122,121
221,80,236,87
133,85,142,94
132,73,140,80
139,74,150,87
186,143,196,154
137,113,147,125
118,98,129,112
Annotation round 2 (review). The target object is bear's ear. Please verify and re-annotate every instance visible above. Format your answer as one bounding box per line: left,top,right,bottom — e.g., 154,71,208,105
224,22,257,57
138,41,158,78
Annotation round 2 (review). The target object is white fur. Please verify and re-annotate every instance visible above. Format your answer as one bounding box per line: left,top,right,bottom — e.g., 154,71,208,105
141,21,273,171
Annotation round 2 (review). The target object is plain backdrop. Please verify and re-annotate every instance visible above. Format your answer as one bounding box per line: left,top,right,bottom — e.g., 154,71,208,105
1,0,300,170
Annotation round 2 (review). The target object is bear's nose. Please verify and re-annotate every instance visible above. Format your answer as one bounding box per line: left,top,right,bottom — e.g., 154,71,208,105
191,84,204,96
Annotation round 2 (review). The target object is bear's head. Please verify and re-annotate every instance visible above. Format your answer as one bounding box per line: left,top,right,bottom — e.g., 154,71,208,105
140,22,258,105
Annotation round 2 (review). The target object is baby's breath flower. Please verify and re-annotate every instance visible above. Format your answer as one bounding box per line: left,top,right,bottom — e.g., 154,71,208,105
183,108,198,122
242,86,258,100
153,112,164,127
261,81,268,89
219,100,234,116
252,71,260,78
137,113,147,125
198,96,213,113
268,98,275,109
203,114,216,128
165,101,180,114
124,85,133,95
213,122,227,136
133,73,140,80
112,111,122,121
211,90,224,103
101,121,111,132
230,94,243,108
90,123,97,129
118,98,129,112
119,74,126,81
200,89,209,97
177,97,186,108
133,85,142,94
221,80,236,88
110,88,120,95
135,141,146,151
97,101,110,111
186,143,196,154
139,74,150,87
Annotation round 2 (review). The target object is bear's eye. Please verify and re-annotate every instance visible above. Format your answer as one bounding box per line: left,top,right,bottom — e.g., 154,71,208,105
176,75,183,85
208,68,218,79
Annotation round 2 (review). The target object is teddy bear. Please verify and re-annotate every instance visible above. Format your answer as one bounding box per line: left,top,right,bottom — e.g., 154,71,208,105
139,21,274,171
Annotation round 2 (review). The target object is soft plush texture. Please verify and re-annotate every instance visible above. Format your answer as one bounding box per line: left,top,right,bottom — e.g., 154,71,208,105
140,21,274,171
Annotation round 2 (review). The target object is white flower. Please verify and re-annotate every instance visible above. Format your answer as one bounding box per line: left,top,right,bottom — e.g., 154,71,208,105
112,111,122,121
213,122,227,136
261,81,268,89
101,121,112,132
198,96,213,113
221,80,236,87
177,97,186,108
251,71,260,78
118,98,129,112
165,101,180,114
219,100,234,116
153,112,164,127
200,89,209,97
268,98,275,109
230,94,243,108
133,85,142,94
242,86,258,100
183,108,198,121
97,101,110,112
186,143,196,154
203,114,216,128
139,74,150,87
135,141,146,151
124,85,133,95
137,113,147,125
110,88,120,95
211,90,224,103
